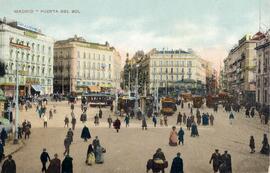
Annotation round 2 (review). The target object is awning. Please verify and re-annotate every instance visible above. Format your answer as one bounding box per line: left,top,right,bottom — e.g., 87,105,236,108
88,86,101,92
99,83,113,88
32,85,43,92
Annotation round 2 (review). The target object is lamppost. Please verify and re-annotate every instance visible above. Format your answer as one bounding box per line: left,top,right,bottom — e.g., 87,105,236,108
13,51,20,144
134,64,140,116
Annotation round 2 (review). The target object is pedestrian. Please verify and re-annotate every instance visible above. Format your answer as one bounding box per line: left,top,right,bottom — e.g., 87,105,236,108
49,109,53,119
107,115,113,128
43,114,48,128
221,151,232,173
196,113,201,125
170,152,184,173
151,148,167,173
92,136,101,152
152,115,157,127
24,124,31,139
47,153,61,173
1,155,16,173
113,118,121,133
260,134,269,155
142,116,147,130
94,114,99,126
250,107,255,118
183,113,187,125
0,128,7,146
110,104,114,112
229,112,234,125
17,125,22,139
86,144,95,166
99,108,103,119
181,101,184,109
160,115,164,126
63,135,71,156
61,155,73,173
71,116,76,130
95,145,105,164
40,148,50,173
249,136,255,153
176,112,182,125
191,122,199,137
169,126,178,146
53,105,56,114
209,149,221,173
67,128,74,143
190,107,193,115
245,108,250,118
0,141,4,163
178,127,184,145
70,103,74,112
64,115,69,128
209,114,214,126
81,125,91,142
124,115,130,127
164,115,168,126
186,117,191,131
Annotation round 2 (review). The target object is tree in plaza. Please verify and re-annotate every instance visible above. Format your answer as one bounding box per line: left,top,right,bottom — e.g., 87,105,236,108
0,61,6,77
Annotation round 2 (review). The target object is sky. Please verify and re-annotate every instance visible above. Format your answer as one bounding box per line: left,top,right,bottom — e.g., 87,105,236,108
0,0,269,70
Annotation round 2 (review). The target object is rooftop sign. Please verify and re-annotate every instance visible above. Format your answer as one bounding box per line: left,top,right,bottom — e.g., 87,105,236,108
17,22,41,33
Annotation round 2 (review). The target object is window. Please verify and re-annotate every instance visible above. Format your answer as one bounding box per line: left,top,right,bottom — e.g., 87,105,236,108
77,51,80,58
83,52,86,59
77,61,80,68
42,45,45,53
89,53,91,59
102,55,105,61
188,61,192,67
109,64,111,70
264,90,267,103
160,61,162,66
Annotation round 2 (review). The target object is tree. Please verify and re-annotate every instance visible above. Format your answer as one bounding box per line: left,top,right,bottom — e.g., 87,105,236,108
0,61,6,77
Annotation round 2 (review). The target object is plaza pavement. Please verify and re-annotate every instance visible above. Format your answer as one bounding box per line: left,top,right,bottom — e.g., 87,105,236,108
3,101,269,173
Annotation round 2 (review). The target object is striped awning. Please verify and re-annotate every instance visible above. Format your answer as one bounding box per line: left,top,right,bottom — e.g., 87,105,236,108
32,85,44,92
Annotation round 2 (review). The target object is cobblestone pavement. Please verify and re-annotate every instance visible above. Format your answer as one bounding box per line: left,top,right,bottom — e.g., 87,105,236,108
3,101,269,173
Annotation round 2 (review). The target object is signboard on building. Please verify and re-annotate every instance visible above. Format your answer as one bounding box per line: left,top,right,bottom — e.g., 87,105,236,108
17,22,41,33
26,78,40,84
24,31,38,38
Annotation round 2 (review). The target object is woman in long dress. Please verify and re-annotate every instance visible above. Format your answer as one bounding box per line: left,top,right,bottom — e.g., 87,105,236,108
86,144,95,165
169,126,178,146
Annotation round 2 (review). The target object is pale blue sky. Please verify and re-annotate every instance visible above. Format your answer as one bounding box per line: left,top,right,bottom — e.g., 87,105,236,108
1,0,269,68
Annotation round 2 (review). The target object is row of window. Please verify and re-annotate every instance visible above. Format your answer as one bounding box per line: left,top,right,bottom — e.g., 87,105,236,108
7,63,52,76
77,71,111,80
151,74,192,80
151,60,193,67
77,61,111,70
10,49,52,64
152,68,192,73
77,51,112,61
10,37,52,54
77,81,111,86
7,76,51,85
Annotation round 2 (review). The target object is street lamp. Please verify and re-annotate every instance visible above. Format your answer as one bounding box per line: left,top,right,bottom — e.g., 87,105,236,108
13,51,20,144
134,64,140,116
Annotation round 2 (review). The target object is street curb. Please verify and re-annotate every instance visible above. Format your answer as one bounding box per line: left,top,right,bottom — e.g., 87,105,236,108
4,140,26,159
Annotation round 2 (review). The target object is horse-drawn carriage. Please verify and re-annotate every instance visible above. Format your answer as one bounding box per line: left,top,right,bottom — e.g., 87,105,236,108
193,95,204,108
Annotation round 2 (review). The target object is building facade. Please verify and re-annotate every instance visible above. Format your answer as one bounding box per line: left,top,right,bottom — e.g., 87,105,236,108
255,31,269,107
0,18,54,96
53,35,121,93
123,49,211,96
223,33,264,104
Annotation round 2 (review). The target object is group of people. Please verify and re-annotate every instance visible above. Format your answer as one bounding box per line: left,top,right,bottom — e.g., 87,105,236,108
249,134,269,155
86,136,106,165
147,148,184,173
209,149,232,173
40,148,73,173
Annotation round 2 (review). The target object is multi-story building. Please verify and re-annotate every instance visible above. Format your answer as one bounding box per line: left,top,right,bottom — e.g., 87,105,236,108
123,49,211,96
53,35,121,93
255,30,269,107
0,17,54,96
223,33,264,104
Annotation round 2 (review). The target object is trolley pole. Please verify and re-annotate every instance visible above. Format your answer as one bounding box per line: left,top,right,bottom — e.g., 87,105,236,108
13,59,19,144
